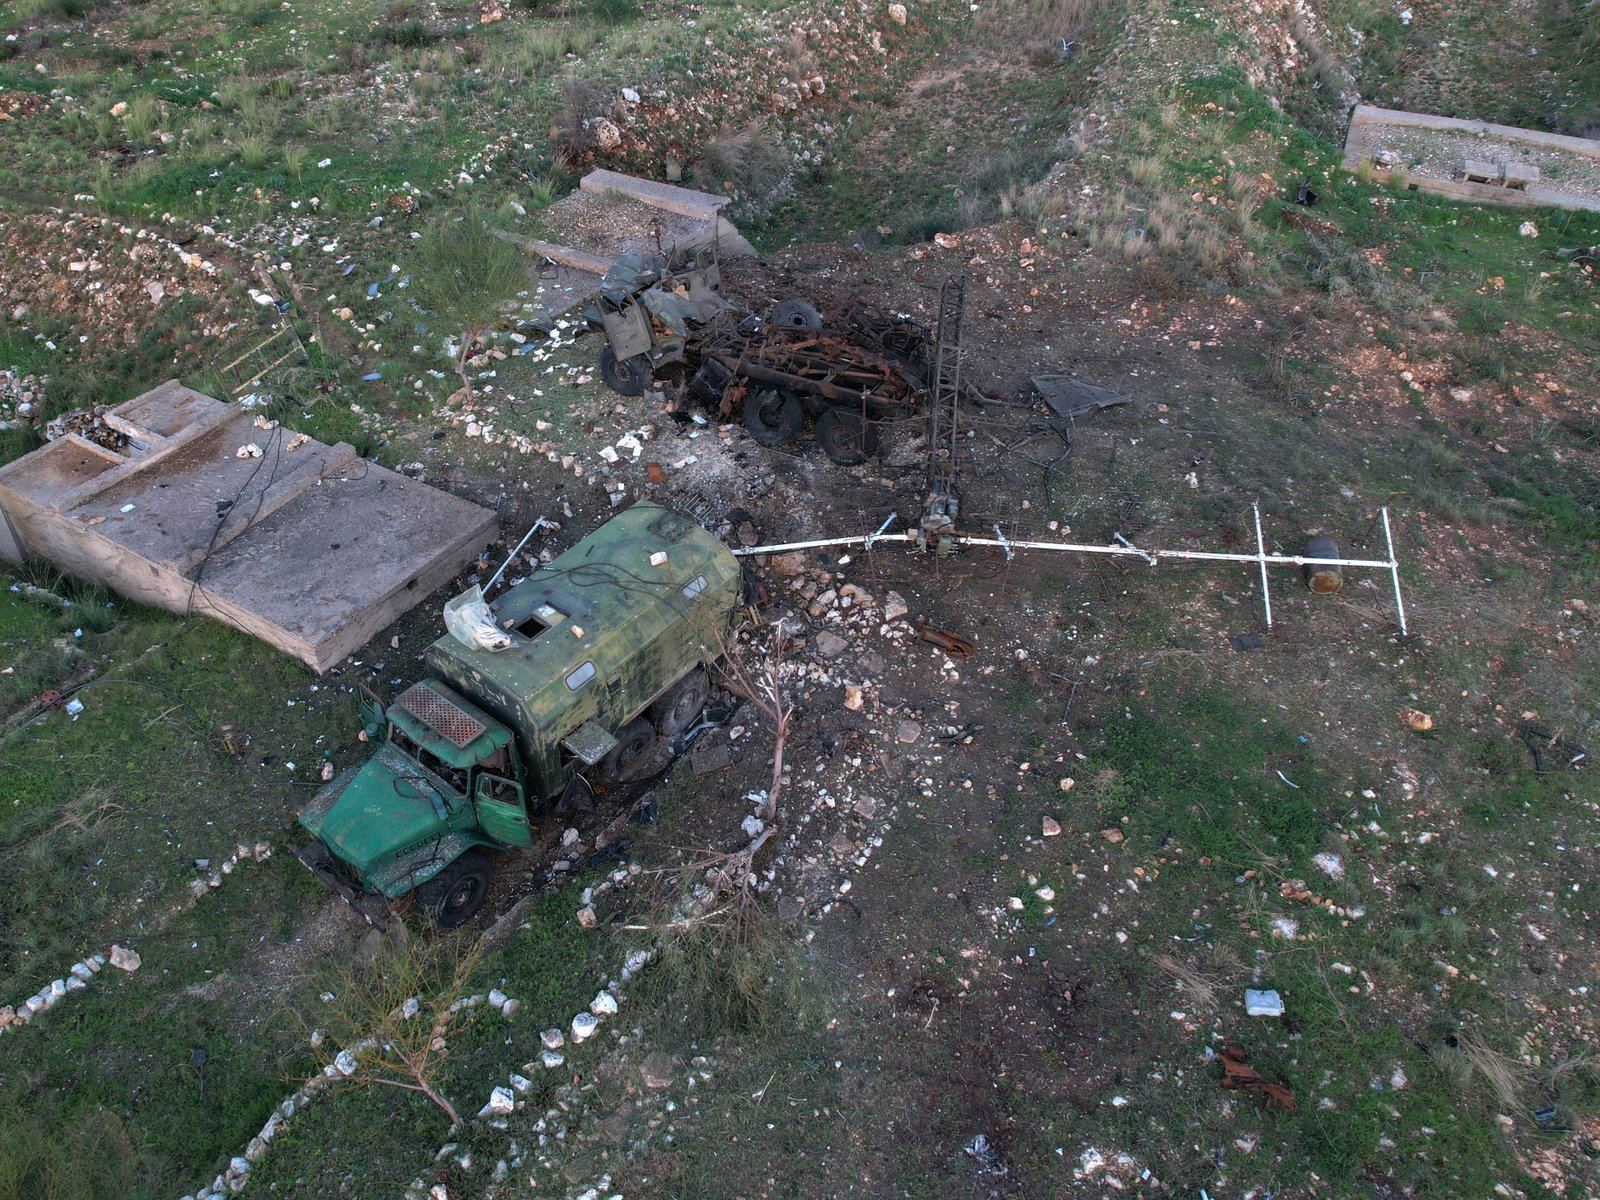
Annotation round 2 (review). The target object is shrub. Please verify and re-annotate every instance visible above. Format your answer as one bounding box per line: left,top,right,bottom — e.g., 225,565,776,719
696,122,788,200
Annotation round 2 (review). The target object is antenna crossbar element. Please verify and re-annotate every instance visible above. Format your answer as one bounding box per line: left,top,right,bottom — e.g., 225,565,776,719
735,505,1412,636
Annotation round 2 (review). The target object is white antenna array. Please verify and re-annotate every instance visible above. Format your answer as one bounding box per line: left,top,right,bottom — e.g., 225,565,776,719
734,502,1410,637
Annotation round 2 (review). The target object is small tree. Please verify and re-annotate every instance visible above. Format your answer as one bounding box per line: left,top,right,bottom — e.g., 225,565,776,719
715,622,794,829
407,208,527,403
306,931,482,1128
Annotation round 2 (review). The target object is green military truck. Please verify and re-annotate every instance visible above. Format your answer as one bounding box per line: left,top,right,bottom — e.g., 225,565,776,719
294,504,741,927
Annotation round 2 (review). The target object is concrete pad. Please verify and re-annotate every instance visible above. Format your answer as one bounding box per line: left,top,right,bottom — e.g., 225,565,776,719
0,382,496,672
579,168,729,221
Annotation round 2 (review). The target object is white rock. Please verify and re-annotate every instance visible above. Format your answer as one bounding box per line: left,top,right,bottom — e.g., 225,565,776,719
488,988,508,1009
1035,886,1055,902
741,815,765,838
882,591,909,621
887,2,908,24
621,86,640,103
571,1012,599,1042
109,944,141,972
334,1050,359,1076
541,1027,565,1049
501,998,521,1019
509,1073,532,1093
590,991,619,1017
401,996,420,1020
1311,851,1344,880
541,1050,566,1068
479,1086,516,1117
1519,220,1539,238
1042,816,1062,837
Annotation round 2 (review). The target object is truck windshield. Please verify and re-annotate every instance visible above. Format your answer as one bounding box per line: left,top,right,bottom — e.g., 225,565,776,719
389,726,468,794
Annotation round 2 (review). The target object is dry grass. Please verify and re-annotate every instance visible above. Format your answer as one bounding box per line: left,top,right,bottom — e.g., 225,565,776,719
47,786,123,837
1459,1030,1531,1107
1151,952,1220,1010
1129,154,1163,187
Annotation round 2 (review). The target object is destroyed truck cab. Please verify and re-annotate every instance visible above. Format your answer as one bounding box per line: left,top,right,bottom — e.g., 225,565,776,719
295,504,741,927
584,248,734,397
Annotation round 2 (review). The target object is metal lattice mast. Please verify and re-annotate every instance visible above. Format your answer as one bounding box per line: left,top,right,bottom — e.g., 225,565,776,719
920,277,966,552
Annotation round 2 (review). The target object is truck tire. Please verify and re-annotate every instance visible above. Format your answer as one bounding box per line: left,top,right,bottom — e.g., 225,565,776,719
651,667,710,738
815,408,878,465
600,345,650,396
416,850,492,929
768,298,823,330
600,717,655,780
743,389,803,447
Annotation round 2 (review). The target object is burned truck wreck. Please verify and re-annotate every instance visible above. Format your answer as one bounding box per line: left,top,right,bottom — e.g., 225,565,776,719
583,250,984,465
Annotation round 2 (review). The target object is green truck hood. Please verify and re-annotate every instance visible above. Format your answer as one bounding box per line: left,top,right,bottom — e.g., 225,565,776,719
299,743,458,879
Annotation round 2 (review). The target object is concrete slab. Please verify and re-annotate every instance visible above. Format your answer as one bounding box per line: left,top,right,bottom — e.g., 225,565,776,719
1344,104,1600,213
0,382,497,672
579,168,729,221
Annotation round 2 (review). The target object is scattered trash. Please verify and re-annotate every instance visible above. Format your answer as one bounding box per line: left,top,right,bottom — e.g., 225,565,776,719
1520,724,1587,775
64,697,84,719
917,623,976,658
1244,988,1284,1017
963,1134,1008,1177
1303,535,1343,593
361,372,383,382
1312,851,1344,880
1295,177,1319,206
1219,1043,1296,1111
1398,707,1434,732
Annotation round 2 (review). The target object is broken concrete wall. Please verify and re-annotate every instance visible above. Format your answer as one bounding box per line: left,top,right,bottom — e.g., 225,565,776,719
0,381,497,672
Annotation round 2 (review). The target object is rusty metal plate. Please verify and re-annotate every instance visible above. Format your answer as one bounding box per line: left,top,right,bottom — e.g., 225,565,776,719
393,683,486,748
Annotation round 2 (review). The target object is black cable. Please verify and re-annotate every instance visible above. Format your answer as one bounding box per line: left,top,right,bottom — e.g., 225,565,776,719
185,422,287,616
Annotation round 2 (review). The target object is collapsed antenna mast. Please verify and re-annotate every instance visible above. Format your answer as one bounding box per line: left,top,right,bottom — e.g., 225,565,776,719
919,276,966,553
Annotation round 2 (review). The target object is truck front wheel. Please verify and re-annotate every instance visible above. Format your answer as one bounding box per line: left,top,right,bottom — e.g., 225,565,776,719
416,850,492,928
600,345,650,397
601,717,655,781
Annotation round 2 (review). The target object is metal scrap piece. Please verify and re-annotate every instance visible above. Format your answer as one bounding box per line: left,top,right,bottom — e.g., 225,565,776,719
1031,375,1131,420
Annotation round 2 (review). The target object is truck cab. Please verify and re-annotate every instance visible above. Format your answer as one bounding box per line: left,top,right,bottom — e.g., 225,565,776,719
295,503,742,927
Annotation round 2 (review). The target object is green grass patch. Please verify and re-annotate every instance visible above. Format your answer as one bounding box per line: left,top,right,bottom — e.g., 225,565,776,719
1086,688,1330,865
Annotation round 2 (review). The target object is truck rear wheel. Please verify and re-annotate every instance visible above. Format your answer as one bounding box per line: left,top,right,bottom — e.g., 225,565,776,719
600,345,650,397
601,717,655,780
743,389,803,447
651,667,710,738
416,850,492,929
815,408,878,465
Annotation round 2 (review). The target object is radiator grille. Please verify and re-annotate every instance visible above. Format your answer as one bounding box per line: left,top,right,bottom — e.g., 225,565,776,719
393,683,486,748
